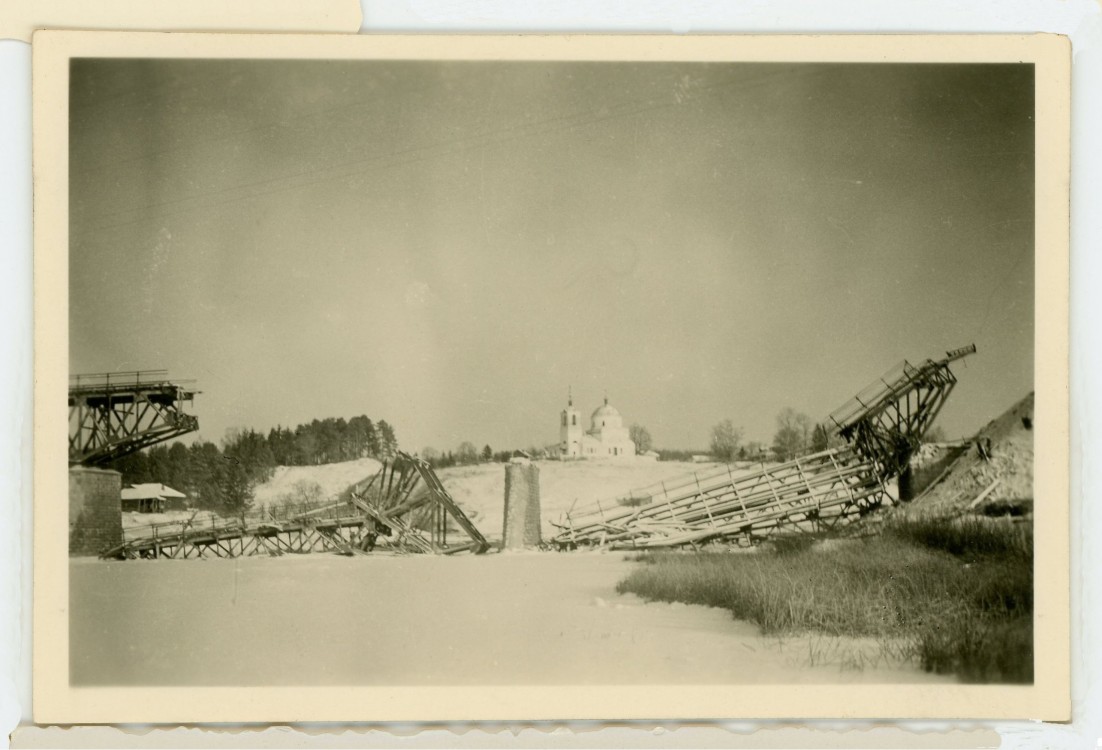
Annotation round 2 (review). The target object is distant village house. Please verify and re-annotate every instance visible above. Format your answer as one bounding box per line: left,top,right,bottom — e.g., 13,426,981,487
120,483,187,513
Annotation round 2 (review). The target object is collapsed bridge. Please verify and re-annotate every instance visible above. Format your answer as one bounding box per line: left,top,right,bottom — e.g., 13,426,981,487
69,370,199,467
550,345,976,550
99,344,975,558
102,451,490,560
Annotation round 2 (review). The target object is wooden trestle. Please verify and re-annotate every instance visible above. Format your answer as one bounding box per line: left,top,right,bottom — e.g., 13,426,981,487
101,452,489,559
550,344,976,550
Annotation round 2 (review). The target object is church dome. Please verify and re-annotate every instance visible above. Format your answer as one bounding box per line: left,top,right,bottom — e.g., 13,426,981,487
590,398,625,432
591,402,620,421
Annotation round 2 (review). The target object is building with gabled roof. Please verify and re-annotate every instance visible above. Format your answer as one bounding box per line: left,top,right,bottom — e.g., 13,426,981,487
120,483,187,513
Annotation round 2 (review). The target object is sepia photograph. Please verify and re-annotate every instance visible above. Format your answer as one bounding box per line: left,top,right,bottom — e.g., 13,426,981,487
33,32,1070,723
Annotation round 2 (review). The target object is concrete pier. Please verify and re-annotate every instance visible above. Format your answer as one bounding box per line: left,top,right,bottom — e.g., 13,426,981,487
502,463,541,550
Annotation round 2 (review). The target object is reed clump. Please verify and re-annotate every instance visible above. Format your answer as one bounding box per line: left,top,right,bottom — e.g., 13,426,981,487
617,517,1032,683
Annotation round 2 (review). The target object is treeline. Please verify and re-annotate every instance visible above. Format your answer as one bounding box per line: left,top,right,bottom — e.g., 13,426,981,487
655,449,704,462
670,407,949,466
421,442,546,469
108,440,263,516
708,410,845,464
107,415,399,515
260,416,397,466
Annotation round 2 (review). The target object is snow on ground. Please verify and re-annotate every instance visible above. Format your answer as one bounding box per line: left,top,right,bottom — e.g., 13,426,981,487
121,458,384,540
436,459,727,540
69,553,951,686
121,510,227,541
251,456,382,508
120,510,196,530
910,392,1034,516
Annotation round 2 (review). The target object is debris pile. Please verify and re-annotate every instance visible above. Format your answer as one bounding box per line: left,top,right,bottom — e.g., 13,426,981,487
904,392,1034,519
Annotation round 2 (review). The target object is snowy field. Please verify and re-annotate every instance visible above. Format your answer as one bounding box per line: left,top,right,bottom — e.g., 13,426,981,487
251,456,384,507
70,553,952,687
435,458,729,540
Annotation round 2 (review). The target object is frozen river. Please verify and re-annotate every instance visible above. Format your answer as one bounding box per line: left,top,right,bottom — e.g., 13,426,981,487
70,552,953,686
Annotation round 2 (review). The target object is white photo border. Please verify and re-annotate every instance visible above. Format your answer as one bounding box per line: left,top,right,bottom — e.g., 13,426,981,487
32,30,1071,724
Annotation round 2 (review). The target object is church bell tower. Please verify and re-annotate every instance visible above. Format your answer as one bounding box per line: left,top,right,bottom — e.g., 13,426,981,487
560,387,582,458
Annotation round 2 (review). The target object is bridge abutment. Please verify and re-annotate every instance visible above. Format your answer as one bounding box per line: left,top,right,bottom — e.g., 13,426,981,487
69,466,122,555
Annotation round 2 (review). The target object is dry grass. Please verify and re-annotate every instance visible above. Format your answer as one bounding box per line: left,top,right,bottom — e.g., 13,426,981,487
884,515,1032,559
617,518,1033,683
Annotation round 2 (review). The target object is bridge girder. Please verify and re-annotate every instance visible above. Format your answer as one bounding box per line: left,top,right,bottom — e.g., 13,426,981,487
69,371,199,466
830,344,975,479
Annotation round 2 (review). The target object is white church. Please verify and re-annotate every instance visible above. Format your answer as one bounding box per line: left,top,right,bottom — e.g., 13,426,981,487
559,391,636,459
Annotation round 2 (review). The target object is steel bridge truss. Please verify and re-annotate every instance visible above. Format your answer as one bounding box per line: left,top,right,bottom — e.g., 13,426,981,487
69,370,199,466
552,447,888,550
341,451,491,555
102,452,490,559
827,344,975,479
551,344,976,550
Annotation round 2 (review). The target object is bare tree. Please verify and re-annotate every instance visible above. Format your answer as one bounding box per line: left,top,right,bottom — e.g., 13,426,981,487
710,419,743,462
421,446,440,462
628,424,653,453
270,479,325,518
773,408,813,461
456,441,479,465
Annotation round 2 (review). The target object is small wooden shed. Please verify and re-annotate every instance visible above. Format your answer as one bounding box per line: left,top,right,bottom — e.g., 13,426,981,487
120,483,187,513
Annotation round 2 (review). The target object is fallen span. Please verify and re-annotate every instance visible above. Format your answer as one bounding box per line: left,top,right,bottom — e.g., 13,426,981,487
551,345,976,550
551,447,884,549
101,452,489,559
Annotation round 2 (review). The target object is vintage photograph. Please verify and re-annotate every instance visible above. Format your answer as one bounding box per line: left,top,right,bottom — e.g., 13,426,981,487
34,32,1070,722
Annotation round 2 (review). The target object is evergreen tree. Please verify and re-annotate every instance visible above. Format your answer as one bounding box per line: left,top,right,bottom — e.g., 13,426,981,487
220,459,255,516
377,420,398,458
108,450,151,485
267,426,293,465
811,423,831,453
810,423,845,453
347,415,375,459
104,410,405,515
166,441,192,495
188,441,225,511
294,425,319,465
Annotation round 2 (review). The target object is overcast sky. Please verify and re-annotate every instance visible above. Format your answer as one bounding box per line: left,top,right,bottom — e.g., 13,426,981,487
69,59,1034,452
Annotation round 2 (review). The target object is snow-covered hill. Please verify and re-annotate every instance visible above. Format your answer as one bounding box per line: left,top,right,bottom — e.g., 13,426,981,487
249,455,724,542
251,456,383,508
